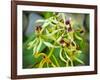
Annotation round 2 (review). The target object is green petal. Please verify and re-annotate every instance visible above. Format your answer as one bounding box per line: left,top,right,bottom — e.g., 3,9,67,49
46,29,63,37
37,39,43,52
36,19,45,23
59,48,67,63
42,21,50,28
43,41,58,48
75,33,83,41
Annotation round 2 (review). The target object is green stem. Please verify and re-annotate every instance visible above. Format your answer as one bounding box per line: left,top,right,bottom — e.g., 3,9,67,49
39,59,44,68
52,54,60,67
66,60,69,67
70,60,74,66
47,62,49,67
48,47,55,58
51,62,56,67
59,48,67,63
64,49,74,66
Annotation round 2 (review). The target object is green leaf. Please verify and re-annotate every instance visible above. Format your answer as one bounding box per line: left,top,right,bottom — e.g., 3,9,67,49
74,57,84,64
23,34,35,48
51,63,56,67
52,55,60,67
42,12,53,19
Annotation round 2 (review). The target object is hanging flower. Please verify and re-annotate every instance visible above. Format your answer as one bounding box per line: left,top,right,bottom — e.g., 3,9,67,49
65,18,72,32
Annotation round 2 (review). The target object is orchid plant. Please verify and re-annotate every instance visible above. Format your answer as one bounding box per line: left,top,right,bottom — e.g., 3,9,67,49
24,12,88,68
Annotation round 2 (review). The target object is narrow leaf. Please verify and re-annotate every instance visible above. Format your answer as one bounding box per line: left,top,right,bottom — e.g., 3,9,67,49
74,57,84,64
52,55,60,67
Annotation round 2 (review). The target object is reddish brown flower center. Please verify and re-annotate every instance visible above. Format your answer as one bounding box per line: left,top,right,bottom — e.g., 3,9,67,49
60,39,65,44
35,26,42,32
67,26,72,32
65,19,70,25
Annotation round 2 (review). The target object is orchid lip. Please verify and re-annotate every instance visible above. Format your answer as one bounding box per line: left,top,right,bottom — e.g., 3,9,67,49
60,39,65,44
35,26,42,31
65,20,70,25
